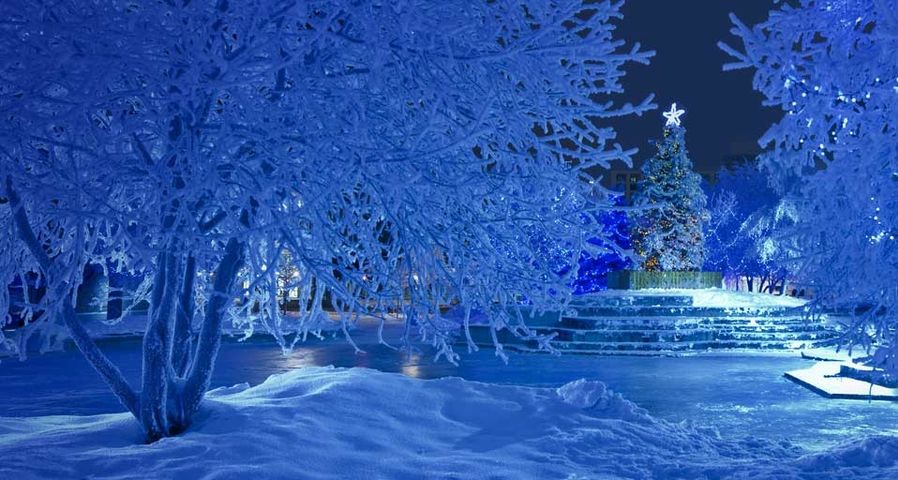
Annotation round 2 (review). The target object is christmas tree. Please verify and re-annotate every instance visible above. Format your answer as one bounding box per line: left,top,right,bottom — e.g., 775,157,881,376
632,103,708,271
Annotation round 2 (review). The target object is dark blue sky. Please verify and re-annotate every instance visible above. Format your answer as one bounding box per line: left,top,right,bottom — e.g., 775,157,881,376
609,1,781,172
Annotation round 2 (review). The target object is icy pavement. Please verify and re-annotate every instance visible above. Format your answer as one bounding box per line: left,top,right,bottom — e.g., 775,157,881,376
2,338,898,452
1,366,897,480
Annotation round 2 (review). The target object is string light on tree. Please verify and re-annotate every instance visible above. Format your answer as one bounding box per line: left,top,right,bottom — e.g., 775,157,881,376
632,102,709,272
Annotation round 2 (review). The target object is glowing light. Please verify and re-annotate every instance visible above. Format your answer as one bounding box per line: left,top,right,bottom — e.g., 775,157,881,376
662,103,686,127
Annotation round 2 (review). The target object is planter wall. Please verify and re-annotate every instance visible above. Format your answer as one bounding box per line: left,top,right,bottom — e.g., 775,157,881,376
607,270,722,290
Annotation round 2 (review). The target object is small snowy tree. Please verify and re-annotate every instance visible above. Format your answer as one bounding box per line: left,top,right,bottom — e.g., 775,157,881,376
0,0,653,439
632,104,708,271
721,1,898,369
703,162,786,292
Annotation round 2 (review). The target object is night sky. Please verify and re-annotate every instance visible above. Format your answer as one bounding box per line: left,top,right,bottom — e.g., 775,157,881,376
609,1,782,173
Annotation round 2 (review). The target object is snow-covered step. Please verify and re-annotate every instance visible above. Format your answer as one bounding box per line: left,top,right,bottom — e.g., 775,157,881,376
458,290,838,355
567,305,802,318
548,340,818,352
466,327,835,352
461,290,837,354
531,325,835,339
553,320,822,330
569,295,693,308
503,345,685,357
560,316,824,330
503,344,814,357
514,311,562,327
535,328,836,344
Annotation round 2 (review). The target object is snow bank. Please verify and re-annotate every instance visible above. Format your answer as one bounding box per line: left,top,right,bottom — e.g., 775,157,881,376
1,367,894,479
555,379,649,423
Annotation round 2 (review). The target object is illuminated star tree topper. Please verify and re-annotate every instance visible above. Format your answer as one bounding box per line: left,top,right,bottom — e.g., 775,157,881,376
663,102,686,127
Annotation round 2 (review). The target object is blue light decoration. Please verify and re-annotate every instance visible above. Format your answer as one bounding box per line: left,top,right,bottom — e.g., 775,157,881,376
529,194,632,295
570,195,633,294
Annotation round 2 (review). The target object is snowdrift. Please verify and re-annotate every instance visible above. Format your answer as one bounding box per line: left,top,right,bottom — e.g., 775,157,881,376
1,367,896,479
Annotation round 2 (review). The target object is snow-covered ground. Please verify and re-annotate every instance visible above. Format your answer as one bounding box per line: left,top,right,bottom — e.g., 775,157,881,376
677,288,806,308
2,289,886,479
6,341,898,449
1,366,896,480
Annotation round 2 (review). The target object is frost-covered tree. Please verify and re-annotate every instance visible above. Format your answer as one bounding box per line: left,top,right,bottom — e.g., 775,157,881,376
0,0,653,439
703,162,786,292
721,1,898,369
632,104,708,271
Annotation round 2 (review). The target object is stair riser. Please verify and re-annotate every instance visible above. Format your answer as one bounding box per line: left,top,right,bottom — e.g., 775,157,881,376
549,342,806,352
561,318,821,330
543,324,832,333
554,331,836,343
470,340,823,352
569,296,693,307
465,326,835,346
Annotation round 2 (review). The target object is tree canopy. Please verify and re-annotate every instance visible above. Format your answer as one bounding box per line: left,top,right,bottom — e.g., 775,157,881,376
0,0,653,439
721,0,898,368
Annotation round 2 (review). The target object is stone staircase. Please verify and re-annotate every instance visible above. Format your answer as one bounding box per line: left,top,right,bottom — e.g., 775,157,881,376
465,293,838,355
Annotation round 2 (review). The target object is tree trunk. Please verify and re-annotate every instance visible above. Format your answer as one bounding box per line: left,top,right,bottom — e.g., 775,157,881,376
140,250,181,440
6,176,247,442
172,254,197,377
182,238,245,422
140,241,243,438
